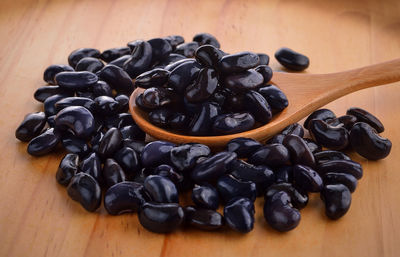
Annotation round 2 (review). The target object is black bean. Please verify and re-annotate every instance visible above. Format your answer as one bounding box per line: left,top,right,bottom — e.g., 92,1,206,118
258,85,289,112
79,152,103,185
98,127,122,158
175,42,199,57
43,64,74,85
156,53,187,67
44,94,68,116
169,113,190,130
164,58,194,71
27,128,60,156
61,130,90,156
135,68,170,89
323,173,358,193
122,139,145,153
55,71,98,91
98,64,134,95
148,38,172,64
309,119,349,150
170,143,211,171
283,135,316,167
314,150,351,164
148,109,172,128
223,94,245,112
193,33,220,48
141,141,175,168
266,134,286,144
223,197,255,233
143,175,179,203
226,137,262,158
103,158,126,188
100,47,131,63
327,115,357,130
120,125,146,141
213,113,255,135
244,90,272,123
264,183,308,209
187,208,224,230
192,184,219,210
303,138,322,154
224,69,264,92
75,57,104,73
168,60,201,93
275,47,309,71
94,96,120,115
56,153,79,186
347,107,384,133
55,97,96,113
304,109,336,129
255,65,273,84
123,40,153,78
320,184,351,220
153,164,184,186
292,164,323,193
68,48,100,68
248,144,290,167
114,146,141,180
116,113,135,128
257,53,270,65
218,51,259,73
67,173,101,212
274,166,293,184
141,87,177,109
108,55,131,68
317,159,363,179
34,85,73,103
185,68,219,103
191,151,237,183
194,44,224,68
15,112,47,142
281,123,304,137
188,102,220,136
138,202,184,233
115,94,129,112
55,106,95,139
217,175,257,203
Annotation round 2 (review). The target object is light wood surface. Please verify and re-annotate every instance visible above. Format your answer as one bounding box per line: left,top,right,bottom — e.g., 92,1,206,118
1,0,400,257
130,59,400,148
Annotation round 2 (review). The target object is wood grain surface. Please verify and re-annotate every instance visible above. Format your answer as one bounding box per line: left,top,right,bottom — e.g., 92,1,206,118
1,0,400,257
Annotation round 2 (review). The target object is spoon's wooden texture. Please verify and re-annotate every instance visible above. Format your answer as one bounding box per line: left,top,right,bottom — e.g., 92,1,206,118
1,0,400,257
130,59,400,148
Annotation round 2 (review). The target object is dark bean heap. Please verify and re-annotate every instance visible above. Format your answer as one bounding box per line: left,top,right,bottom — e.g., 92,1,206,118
133,35,288,135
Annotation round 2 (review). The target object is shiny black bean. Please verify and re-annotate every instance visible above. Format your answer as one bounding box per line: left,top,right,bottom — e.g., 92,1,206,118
258,85,289,112
148,108,172,128
117,113,135,128
191,151,237,183
47,115,56,127
79,152,103,184
217,175,257,203
303,138,322,153
274,166,293,184
170,143,211,171
114,146,141,180
61,130,90,156
108,55,131,68
275,47,309,71
34,85,72,102
257,53,270,65
169,113,190,130
309,119,349,150
55,106,95,138
135,68,170,88
213,113,255,135
347,107,384,133
15,112,47,142
194,44,224,68
223,94,245,112
323,173,358,193
156,53,186,67
350,122,392,160
193,33,220,48
56,153,79,186
283,134,315,167
327,115,357,130
94,96,120,115
210,88,230,106
168,60,201,93
248,144,290,167
76,91,95,99
187,208,224,230
115,94,129,112
98,64,134,95
189,102,220,136
148,38,172,64
264,183,308,209
321,184,351,220
44,94,68,116
122,139,145,153
141,141,176,168
192,184,219,210
138,202,184,233
266,134,286,144
185,68,218,103
223,197,254,233
175,42,199,57
142,87,177,109
304,109,336,129
123,40,153,78
75,57,104,73
314,150,351,164
135,94,150,112
98,127,122,158
43,64,74,85
144,175,179,203
102,158,126,188
281,123,304,137
90,131,103,152
102,114,120,129
292,164,323,192
55,97,96,113
218,51,259,73
163,35,185,50
229,159,275,195
244,90,272,123
153,164,184,186
67,173,101,212
27,128,60,156
91,81,113,98
224,69,264,92
120,125,145,141
164,58,194,71
317,159,363,179
226,137,262,158
264,191,301,232
104,181,149,215
255,65,273,83
100,47,131,63
55,71,98,90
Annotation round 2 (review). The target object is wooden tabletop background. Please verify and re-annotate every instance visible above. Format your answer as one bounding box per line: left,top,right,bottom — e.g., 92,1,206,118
1,0,400,256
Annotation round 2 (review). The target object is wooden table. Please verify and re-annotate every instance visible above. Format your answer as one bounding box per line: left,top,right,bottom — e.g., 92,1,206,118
1,0,399,256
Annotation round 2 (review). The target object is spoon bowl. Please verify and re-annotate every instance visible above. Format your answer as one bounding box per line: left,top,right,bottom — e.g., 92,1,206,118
129,58,400,149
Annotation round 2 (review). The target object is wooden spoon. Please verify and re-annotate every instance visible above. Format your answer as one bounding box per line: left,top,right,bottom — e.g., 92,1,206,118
129,59,400,149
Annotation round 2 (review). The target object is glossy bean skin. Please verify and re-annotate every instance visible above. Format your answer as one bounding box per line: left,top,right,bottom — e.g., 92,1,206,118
27,128,60,156
55,71,98,91
144,175,179,203
98,127,122,158
120,125,145,141
157,53,187,67
347,107,384,133
169,113,190,130
61,131,90,156
56,153,79,186
303,138,322,154
148,109,172,128
274,166,293,184
174,42,199,57
283,134,316,167
138,202,185,233
98,65,134,95
223,94,245,112
192,184,219,210
323,173,358,193
304,109,336,129
148,38,172,64
153,164,184,186
79,152,103,185
100,47,131,63
189,102,220,136
94,96,120,115
123,139,145,153
224,69,264,92
264,183,308,209
274,47,309,71
263,191,301,232
217,175,257,203
258,85,288,112
114,146,141,180
191,151,237,183
226,137,262,158
15,112,47,142
141,141,176,168
67,173,101,212
164,58,193,71
170,143,211,171
292,165,323,192
185,68,218,103
321,184,351,220
34,85,73,102
281,123,304,137
349,122,392,160
317,159,363,179
213,113,255,135
248,144,290,167
314,150,351,164
327,115,357,130
44,94,68,116
244,90,272,123
55,97,96,113
104,181,149,215
187,208,224,230
141,87,177,109
223,197,255,233
164,35,185,50
103,158,126,188
68,48,100,68
108,55,131,68
115,94,129,112
266,134,286,144
43,64,74,84
193,33,220,48
55,106,95,139
75,57,104,73
257,53,270,65
194,45,224,68
116,113,135,128
255,65,273,83
168,60,201,93
229,159,275,195
123,40,153,78
309,119,349,150
218,51,259,73
135,68,170,88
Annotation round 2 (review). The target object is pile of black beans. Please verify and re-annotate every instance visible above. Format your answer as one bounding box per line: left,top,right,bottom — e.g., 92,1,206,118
134,35,289,135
